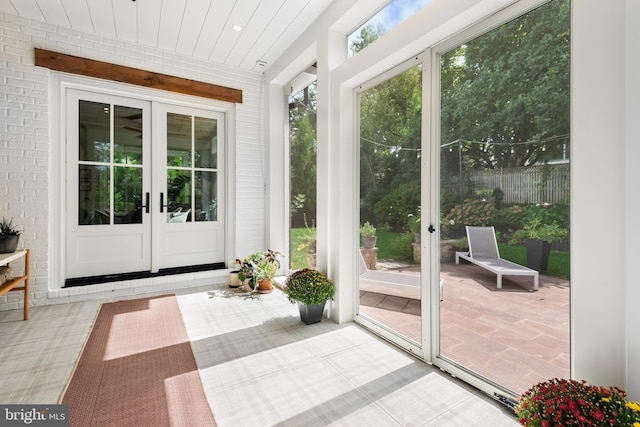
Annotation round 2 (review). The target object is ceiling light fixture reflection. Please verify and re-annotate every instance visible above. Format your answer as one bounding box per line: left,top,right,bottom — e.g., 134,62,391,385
231,24,242,32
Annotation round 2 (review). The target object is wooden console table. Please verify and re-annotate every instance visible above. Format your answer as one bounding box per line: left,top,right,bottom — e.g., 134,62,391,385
0,249,29,320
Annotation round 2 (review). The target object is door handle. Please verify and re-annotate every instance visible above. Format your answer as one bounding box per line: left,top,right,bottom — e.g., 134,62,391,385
139,192,150,214
160,192,169,213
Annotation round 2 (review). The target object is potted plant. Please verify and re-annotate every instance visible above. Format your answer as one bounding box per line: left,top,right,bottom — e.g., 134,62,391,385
284,268,335,324
360,221,377,249
515,378,640,426
239,249,281,293
0,217,21,254
511,219,568,273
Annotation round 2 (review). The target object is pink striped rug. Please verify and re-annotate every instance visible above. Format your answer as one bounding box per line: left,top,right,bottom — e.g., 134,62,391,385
61,295,216,427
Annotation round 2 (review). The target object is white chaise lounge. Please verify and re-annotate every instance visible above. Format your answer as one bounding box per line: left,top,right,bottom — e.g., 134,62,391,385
359,252,444,301
455,226,539,291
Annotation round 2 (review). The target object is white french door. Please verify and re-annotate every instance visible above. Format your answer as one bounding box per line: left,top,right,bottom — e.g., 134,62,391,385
153,103,225,270
65,89,225,279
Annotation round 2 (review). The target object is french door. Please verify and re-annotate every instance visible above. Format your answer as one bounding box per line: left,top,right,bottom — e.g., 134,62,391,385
65,89,225,279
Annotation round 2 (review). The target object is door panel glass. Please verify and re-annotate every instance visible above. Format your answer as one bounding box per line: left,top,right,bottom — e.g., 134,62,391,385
167,113,192,167
78,100,109,163
77,101,145,227
358,62,422,345
114,166,142,224
78,165,110,225
438,0,570,395
195,117,217,169
195,171,216,221
114,105,143,165
167,169,192,221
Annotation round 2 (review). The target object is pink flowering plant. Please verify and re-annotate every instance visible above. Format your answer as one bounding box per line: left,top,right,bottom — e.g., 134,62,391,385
515,378,640,427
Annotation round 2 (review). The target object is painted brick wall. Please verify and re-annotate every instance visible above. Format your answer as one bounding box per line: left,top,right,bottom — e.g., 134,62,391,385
0,12,266,310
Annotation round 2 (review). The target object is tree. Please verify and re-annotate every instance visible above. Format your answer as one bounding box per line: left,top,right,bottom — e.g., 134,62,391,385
290,112,317,227
440,0,570,171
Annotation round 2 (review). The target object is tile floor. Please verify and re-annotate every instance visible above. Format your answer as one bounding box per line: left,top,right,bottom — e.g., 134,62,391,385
0,282,519,426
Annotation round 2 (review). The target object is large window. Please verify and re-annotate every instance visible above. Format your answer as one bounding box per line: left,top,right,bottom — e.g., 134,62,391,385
289,81,317,270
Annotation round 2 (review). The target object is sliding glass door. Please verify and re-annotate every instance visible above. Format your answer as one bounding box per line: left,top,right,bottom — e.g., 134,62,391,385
353,0,570,399
356,56,425,351
435,0,570,397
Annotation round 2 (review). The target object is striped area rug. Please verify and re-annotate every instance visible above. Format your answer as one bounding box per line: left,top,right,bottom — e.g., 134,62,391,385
61,295,216,427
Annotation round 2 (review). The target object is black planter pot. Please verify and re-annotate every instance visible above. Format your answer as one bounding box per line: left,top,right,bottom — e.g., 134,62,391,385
0,235,19,254
297,300,327,325
525,239,551,273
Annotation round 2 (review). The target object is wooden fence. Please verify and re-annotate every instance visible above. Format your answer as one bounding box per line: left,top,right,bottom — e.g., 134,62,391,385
444,163,570,205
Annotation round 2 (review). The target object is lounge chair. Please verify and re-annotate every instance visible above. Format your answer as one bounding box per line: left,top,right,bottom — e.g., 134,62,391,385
359,252,444,301
455,226,539,291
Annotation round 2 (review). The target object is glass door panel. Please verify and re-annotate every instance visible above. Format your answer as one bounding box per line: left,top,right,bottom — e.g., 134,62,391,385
437,0,570,396
357,60,423,347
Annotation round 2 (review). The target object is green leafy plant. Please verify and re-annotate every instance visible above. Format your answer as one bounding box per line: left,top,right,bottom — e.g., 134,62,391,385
0,218,21,236
234,249,281,288
360,221,376,237
511,218,568,245
515,378,640,427
284,268,335,305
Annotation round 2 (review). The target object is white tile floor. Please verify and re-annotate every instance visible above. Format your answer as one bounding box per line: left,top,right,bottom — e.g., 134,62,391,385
0,282,519,426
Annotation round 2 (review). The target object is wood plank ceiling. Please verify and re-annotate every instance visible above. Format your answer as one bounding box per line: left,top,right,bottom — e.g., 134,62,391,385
0,0,336,73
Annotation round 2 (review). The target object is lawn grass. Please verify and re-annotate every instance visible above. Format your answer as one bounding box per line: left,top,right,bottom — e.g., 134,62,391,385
290,228,570,280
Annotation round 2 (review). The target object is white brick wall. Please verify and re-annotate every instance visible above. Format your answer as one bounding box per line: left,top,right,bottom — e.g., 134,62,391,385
0,12,266,311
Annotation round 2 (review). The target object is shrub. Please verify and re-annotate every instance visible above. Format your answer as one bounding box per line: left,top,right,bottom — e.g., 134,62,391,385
284,269,335,305
441,199,495,237
373,182,420,230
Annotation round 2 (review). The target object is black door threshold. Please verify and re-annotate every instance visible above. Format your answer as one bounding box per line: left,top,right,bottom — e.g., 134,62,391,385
64,262,226,287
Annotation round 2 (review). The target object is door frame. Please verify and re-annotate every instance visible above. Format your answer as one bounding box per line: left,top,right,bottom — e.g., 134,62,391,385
50,72,237,289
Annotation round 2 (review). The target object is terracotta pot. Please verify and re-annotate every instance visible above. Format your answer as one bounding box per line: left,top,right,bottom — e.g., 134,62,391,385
257,278,273,294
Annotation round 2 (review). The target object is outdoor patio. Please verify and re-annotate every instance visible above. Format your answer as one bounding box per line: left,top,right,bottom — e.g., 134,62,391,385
359,260,570,395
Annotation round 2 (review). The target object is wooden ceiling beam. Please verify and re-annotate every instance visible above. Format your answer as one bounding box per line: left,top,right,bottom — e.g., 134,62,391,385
35,48,243,104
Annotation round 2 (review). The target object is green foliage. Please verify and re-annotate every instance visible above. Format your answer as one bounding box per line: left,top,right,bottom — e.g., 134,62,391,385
359,64,422,229
290,112,317,226
285,269,335,305
511,218,568,245
520,203,569,230
349,23,384,54
490,204,524,233
440,0,570,171
0,218,21,236
442,199,495,237
235,250,281,288
360,221,376,237
373,182,420,230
